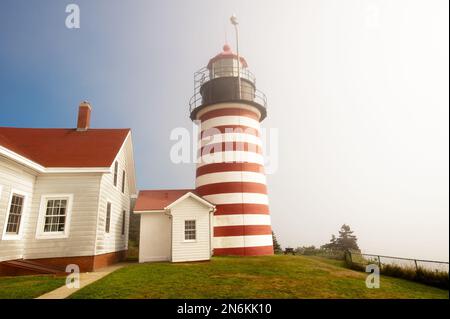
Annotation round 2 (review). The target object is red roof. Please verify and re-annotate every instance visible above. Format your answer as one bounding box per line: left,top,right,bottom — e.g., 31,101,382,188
134,189,196,211
207,44,248,70
0,127,130,168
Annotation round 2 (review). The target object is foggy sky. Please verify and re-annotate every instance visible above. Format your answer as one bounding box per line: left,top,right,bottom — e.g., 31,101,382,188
0,0,448,260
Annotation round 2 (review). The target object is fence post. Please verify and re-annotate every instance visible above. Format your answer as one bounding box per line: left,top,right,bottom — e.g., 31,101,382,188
344,249,352,267
414,259,418,271
377,255,381,269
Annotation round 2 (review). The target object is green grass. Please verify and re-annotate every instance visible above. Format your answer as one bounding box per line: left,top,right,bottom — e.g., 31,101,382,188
70,256,449,299
0,275,65,299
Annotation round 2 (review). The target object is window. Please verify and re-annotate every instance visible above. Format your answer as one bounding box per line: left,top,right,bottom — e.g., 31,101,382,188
184,220,196,241
36,194,73,239
113,161,119,187
5,194,24,234
121,170,126,193
43,199,67,233
105,202,111,233
211,58,240,78
121,210,126,235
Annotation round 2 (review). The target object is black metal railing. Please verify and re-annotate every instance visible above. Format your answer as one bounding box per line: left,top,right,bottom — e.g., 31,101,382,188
194,66,256,87
189,66,267,114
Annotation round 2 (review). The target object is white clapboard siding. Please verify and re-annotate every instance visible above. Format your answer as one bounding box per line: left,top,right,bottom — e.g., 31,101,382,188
171,196,212,262
139,212,171,262
22,173,102,259
0,158,36,262
95,137,132,255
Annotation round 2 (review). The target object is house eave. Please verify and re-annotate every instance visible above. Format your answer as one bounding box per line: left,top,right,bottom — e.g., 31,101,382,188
0,145,114,174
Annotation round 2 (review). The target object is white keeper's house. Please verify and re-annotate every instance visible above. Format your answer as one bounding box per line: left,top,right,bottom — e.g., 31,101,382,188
0,102,137,275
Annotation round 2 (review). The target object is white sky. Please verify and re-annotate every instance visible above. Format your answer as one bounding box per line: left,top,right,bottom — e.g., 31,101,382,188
94,0,450,261
1,0,448,261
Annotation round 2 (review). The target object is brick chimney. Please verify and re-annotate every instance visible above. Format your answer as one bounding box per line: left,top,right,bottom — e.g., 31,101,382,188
77,101,91,131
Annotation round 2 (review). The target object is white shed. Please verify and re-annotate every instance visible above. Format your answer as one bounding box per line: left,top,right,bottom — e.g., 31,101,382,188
134,190,215,263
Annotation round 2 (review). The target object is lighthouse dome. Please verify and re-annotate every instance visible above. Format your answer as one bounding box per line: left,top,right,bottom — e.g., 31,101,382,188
207,44,248,71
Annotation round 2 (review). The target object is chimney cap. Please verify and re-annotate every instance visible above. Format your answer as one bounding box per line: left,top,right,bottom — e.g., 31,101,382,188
79,100,92,109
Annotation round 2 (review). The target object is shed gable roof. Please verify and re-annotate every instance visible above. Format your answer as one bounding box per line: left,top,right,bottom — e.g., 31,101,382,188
134,189,214,212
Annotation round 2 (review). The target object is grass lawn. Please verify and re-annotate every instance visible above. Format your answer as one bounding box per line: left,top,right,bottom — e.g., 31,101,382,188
70,255,449,299
0,275,65,299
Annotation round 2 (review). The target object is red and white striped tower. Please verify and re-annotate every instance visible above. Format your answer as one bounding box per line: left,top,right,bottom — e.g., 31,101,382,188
189,44,273,256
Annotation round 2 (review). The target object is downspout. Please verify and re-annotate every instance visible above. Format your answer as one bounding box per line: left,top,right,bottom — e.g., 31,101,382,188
164,209,172,262
209,207,216,258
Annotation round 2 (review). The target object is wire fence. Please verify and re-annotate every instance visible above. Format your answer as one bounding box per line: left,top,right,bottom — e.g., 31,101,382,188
347,251,449,273
345,250,449,289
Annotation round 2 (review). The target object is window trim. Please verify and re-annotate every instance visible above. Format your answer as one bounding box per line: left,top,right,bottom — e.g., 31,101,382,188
36,194,73,240
2,188,28,241
121,169,126,193
113,161,119,188
121,210,126,236
184,219,197,242
105,201,112,234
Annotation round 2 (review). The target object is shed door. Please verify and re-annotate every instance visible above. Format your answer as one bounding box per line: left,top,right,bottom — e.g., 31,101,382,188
139,213,171,262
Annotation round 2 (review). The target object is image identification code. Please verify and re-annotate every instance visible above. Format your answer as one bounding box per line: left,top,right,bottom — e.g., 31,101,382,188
177,303,272,316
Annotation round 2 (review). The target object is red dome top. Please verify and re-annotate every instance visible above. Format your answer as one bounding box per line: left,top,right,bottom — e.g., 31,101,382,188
207,44,248,70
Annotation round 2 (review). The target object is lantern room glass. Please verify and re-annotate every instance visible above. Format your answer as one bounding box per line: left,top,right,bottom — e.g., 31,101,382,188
209,58,242,79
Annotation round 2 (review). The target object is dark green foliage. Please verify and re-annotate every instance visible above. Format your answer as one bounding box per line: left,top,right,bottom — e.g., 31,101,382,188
272,231,282,254
126,239,139,262
382,264,449,290
321,224,360,252
295,245,319,256
295,246,345,260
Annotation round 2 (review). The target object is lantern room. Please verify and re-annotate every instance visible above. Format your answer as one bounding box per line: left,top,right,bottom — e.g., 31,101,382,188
189,44,267,121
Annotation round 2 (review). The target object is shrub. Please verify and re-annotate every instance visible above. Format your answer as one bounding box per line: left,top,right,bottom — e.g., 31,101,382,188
126,239,139,262
295,246,345,260
380,264,449,290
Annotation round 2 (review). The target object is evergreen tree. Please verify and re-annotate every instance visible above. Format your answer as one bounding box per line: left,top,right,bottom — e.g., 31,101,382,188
321,234,337,250
336,224,359,251
321,225,360,252
272,231,282,254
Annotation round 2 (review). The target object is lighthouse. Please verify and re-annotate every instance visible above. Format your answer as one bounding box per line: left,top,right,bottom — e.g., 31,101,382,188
189,43,274,256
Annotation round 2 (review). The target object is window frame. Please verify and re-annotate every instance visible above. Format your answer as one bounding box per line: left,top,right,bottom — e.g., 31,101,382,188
105,201,112,233
113,161,119,187
121,169,126,193
184,219,197,242
2,189,28,241
36,194,73,240
121,210,126,236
